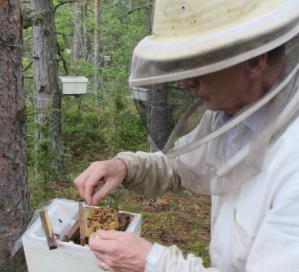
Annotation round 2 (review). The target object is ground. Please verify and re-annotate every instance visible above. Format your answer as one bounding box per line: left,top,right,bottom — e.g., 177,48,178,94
132,191,211,266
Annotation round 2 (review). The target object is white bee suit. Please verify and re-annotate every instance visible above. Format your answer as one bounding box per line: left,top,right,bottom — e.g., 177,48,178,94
115,52,299,271
121,0,299,270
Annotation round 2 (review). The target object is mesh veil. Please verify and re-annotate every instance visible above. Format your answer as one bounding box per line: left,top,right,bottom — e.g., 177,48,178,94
133,37,299,195
168,38,299,195
129,1,299,195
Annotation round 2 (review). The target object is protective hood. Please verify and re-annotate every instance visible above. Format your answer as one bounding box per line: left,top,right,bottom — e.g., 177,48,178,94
130,0,299,195
132,37,299,195
129,0,299,86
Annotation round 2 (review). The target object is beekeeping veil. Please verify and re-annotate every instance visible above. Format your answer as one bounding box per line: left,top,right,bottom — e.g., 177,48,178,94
129,0,299,195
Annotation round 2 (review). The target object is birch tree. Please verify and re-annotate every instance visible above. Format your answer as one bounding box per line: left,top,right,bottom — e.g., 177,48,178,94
31,0,64,180
73,0,87,63
94,0,101,93
0,1,32,270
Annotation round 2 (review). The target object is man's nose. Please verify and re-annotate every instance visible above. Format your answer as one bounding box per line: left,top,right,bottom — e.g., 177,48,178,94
179,77,200,89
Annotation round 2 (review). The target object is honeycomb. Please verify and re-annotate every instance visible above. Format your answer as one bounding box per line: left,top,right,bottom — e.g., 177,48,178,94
84,207,120,237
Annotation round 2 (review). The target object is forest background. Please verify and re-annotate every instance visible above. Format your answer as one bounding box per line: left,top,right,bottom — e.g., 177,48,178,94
1,0,210,270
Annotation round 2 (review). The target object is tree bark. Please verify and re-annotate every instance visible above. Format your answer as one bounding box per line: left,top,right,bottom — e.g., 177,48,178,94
72,0,87,63
31,0,64,180
94,0,101,93
0,1,32,270
82,0,88,59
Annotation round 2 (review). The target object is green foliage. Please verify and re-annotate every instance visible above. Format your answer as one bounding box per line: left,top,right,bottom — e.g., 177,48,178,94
70,59,96,78
21,2,211,263
23,0,150,181
62,93,147,162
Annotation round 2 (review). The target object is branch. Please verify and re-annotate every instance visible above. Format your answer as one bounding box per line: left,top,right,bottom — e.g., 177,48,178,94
22,61,33,73
119,4,152,19
127,4,152,15
0,40,23,48
21,0,33,28
56,42,68,75
54,0,78,12
22,11,34,29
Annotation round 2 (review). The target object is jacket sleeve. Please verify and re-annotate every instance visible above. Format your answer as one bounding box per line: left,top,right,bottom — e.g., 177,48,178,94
114,111,215,198
146,244,219,272
114,151,183,198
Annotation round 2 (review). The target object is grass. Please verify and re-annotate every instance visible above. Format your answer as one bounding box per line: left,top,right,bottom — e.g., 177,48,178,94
28,95,211,267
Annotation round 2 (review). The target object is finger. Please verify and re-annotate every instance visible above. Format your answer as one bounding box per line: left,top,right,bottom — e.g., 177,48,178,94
94,252,109,263
89,233,119,253
74,175,89,199
95,230,128,241
91,178,119,205
94,252,105,260
73,167,92,198
84,170,105,205
95,252,123,272
96,260,110,271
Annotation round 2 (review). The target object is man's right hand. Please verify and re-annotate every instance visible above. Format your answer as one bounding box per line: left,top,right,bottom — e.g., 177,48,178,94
73,159,128,205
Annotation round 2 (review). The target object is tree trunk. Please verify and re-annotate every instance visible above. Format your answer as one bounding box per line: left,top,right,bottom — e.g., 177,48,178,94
82,1,88,59
0,1,32,270
94,0,101,93
72,0,87,63
31,0,64,180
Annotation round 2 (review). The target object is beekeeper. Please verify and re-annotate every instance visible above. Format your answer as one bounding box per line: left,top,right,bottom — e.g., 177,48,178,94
74,1,299,271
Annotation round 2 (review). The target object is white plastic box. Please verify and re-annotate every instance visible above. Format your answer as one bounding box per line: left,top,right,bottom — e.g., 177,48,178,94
23,199,142,272
59,76,89,95
132,87,149,101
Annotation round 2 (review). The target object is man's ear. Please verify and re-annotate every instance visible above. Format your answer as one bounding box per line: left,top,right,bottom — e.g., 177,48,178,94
246,54,267,79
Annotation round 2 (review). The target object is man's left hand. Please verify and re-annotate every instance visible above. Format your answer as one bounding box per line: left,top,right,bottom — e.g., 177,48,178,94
89,230,152,272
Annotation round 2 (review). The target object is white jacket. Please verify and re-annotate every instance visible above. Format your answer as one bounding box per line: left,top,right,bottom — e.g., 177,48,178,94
116,66,299,272
115,110,299,271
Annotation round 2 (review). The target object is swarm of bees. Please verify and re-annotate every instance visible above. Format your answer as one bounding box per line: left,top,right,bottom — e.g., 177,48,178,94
85,207,120,237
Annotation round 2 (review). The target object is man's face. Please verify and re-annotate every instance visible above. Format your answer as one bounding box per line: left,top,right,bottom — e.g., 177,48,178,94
180,62,264,114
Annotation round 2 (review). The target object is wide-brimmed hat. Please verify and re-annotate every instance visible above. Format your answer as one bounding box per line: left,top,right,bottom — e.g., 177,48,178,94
129,0,299,86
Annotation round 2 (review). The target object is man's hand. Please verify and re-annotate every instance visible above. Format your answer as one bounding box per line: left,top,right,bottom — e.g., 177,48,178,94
89,230,152,272
73,159,127,205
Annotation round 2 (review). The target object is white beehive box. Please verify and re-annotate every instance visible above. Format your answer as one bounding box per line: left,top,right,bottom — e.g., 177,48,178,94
132,87,149,101
23,199,142,272
59,76,89,95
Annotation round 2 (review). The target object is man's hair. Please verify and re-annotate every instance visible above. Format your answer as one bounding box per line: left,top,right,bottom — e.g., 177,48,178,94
267,44,286,65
